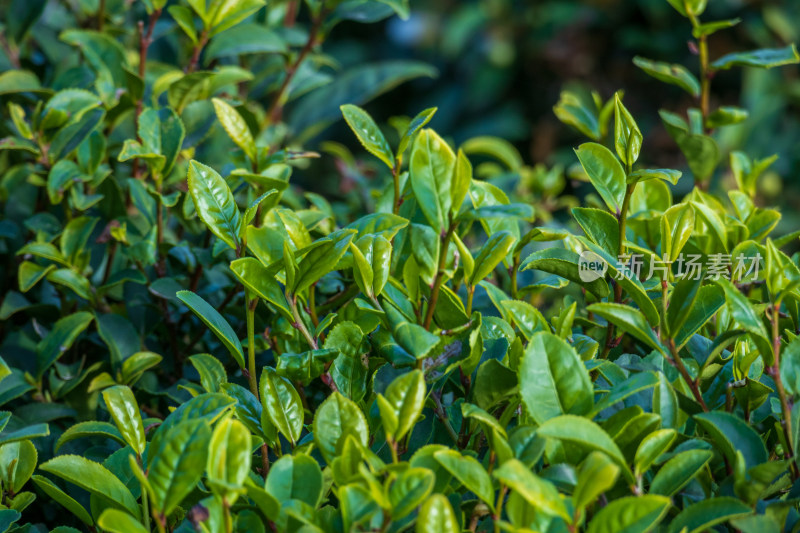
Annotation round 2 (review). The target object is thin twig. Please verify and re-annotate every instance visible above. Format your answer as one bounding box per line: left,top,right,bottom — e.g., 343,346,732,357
267,9,326,123
767,303,798,478
186,30,209,74
423,224,456,330
667,338,709,412
133,8,162,179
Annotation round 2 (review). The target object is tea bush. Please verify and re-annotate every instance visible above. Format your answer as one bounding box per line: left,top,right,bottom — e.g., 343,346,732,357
2,0,800,531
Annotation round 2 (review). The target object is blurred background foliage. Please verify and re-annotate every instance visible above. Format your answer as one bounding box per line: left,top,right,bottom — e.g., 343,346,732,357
2,0,798,226
319,0,800,226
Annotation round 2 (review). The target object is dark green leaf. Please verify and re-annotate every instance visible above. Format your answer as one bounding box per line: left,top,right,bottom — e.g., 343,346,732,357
176,291,245,369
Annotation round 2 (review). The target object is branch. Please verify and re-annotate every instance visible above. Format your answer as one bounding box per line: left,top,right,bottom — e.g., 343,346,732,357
267,10,326,123
423,224,456,330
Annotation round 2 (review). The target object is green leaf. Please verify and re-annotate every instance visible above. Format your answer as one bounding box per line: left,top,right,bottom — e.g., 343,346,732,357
694,18,740,37
716,278,773,365
18,262,55,292
346,212,409,240
121,352,162,385
389,467,434,520
667,497,752,533
242,190,279,230
661,203,695,262
397,107,437,158
220,383,263,439
0,70,42,95
187,160,242,252
462,403,507,439
712,44,800,70
40,455,139,518
0,423,48,446
613,94,642,165
632,57,701,97
575,142,626,214
50,107,105,161
494,458,570,521
660,112,720,183
341,104,394,169
649,449,713,496
499,300,548,340
31,475,93,526
434,449,495,510
665,0,707,17
97,510,148,533
536,415,633,483
416,494,459,533
212,98,257,164
60,29,128,86
101,386,145,456
451,148,472,217
147,419,211,515
634,429,676,477
8,103,32,139
265,454,323,508
230,258,292,321
0,509,20,531
461,136,524,170
587,495,671,533
666,277,701,337
168,5,197,42
0,440,36,494
520,247,610,298
694,411,767,469
572,207,619,256
189,353,227,392
47,269,91,300
673,285,725,349
469,231,516,286
313,392,369,464
472,359,518,411
176,291,245,369
553,89,602,140
409,129,456,231
208,0,265,36
44,159,82,203
706,106,748,129
17,241,68,266
393,322,440,361
276,349,337,384
573,452,620,512
119,108,184,177
352,234,392,298
627,168,681,185
591,371,660,415
61,216,99,264
259,367,303,445
588,303,665,355
155,393,235,437
207,417,251,492
519,332,593,424
55,421,124,451
323,321,369,402
293,230,356,295
36,312,94,379
205,23,285,61
690,200,727,252
377,369,425,442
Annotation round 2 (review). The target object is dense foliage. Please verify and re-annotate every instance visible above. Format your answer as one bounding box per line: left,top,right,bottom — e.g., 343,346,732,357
2,0,800,531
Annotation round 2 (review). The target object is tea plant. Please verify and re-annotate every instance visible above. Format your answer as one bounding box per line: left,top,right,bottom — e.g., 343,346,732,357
2,0,800,532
